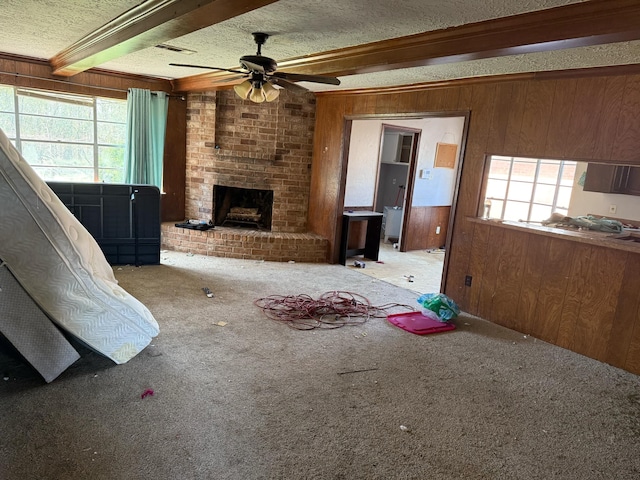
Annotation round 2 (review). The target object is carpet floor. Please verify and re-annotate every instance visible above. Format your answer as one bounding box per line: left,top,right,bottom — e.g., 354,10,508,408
1,250,640,479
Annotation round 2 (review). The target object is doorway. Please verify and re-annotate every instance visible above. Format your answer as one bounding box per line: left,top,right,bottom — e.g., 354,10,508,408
341,113,468,292
374,124,421,250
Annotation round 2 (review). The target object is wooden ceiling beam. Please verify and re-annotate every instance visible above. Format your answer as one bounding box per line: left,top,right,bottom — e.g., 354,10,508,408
50,0,279,77
173,0,640,92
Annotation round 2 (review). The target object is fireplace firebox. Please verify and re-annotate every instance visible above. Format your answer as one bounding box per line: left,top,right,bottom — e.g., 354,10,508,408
213,185,273,230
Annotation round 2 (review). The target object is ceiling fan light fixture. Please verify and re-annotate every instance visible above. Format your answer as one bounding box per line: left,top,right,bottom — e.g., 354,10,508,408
233,80,252,100
262,81,280,102
249,84,266,103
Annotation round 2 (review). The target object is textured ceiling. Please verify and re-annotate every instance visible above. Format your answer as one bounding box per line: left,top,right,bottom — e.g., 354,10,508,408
3,0,640,92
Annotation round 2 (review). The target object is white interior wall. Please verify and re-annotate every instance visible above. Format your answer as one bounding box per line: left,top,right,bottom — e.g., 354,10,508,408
411,117,465,207
344,116,465,208
344,121,382,207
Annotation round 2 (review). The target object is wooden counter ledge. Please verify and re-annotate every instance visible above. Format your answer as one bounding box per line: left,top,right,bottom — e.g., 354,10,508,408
467,217,640,255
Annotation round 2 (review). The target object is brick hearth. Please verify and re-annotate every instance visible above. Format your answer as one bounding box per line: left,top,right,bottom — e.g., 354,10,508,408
161,89,328,262
162,224,327,262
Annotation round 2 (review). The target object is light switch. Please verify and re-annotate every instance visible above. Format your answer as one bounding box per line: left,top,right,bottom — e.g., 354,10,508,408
420,169,432,179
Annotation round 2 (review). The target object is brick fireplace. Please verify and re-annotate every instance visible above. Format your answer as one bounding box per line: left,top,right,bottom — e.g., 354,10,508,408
161,89,327,262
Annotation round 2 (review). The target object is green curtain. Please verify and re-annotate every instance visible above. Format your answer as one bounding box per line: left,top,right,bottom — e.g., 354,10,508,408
124,88,169,188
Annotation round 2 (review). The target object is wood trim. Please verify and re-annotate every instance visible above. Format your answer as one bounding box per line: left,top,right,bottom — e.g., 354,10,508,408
175,0,640,92
315,63,640,98
50,0,278,76
279,0,640,75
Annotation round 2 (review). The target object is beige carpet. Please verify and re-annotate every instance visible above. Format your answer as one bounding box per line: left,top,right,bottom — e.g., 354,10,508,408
1,250,640,479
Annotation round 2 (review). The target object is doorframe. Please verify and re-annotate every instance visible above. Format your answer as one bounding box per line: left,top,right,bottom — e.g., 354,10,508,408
374,124,422,251
339,111,471,293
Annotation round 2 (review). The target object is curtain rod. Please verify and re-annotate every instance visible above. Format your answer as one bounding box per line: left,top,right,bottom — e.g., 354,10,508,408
0,71,185,99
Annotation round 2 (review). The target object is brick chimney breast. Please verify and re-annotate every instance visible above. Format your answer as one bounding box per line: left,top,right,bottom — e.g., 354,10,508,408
184,89,316,234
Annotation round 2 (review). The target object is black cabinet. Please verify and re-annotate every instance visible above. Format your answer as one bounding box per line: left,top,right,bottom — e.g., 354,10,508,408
339,211,384,265
583,164,640,196
47,182,161,265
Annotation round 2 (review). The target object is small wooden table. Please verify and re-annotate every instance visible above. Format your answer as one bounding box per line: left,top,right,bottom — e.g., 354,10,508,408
339,211,384,265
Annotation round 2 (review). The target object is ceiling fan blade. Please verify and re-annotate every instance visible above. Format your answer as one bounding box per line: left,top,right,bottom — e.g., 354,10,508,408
207,73,250,85
269,77,310,94
272,71,341,86
169,63,246,75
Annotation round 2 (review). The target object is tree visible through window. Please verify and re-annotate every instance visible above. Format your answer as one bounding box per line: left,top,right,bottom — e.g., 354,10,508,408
483,155,577,222
0,85,127,183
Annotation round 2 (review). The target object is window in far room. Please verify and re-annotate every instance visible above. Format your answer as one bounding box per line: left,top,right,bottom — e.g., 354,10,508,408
481,155,577,222
0,85,127,183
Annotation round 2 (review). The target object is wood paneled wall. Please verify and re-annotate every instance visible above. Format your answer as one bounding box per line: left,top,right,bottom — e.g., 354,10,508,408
0,53,171,99
309,66,640,373
161,96,187,221
404,206,450,251
467,222,640,374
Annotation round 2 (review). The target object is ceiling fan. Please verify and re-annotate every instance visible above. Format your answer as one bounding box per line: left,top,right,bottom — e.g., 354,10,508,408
170,32,341,103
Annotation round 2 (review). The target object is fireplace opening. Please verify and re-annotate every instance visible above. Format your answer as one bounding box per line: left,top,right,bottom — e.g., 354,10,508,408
213,185,273,230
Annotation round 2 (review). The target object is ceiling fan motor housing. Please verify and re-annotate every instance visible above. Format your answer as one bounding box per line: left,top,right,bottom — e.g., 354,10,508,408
240,55,277,74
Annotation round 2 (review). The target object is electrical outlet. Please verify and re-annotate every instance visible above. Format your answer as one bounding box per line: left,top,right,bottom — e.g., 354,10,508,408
609,204,617,214
465,275,472,287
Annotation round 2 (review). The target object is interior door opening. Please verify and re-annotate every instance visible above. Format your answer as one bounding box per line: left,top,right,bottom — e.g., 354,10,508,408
341,114,468,293
374,125,420,250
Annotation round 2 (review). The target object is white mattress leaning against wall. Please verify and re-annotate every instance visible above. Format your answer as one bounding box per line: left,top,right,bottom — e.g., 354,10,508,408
0,127,159,364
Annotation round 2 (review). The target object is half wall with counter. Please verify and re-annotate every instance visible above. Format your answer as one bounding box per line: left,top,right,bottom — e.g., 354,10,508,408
463,217,640,374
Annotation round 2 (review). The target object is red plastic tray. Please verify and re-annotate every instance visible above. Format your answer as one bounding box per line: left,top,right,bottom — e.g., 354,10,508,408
387,311,456,335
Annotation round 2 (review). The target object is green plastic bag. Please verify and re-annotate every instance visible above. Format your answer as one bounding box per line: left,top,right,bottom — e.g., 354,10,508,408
417,293,460,322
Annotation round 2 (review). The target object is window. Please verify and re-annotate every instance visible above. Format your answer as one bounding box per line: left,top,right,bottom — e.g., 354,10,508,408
483,155,577,222
0,85,127,183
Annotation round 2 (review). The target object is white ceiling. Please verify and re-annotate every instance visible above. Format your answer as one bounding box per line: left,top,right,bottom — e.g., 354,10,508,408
2,0,640,92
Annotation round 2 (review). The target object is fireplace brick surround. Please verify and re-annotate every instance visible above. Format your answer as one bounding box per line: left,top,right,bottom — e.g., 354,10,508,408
161,89,328,262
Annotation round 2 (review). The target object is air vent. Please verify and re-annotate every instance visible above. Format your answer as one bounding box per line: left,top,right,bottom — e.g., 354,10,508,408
155,44,196,55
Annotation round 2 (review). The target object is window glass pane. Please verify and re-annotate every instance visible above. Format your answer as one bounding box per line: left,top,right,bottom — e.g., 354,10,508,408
0,86,14,112
503,201,530,221
488,159,511,179
533,184,556,205
507,181,533,202
98,146,125,182
18,93,93,120
32,166,93,182
0,112,16,137
510,159,537,181
19,115,93,143
560,162,577,186
530,204,553,222
485,178,507,199
554,207,568,217
538,161,560,184
96,98,127,122
21,141,93,168
556,186,573,209
97,121,126,145
99,168,124,183
486,199,503,219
